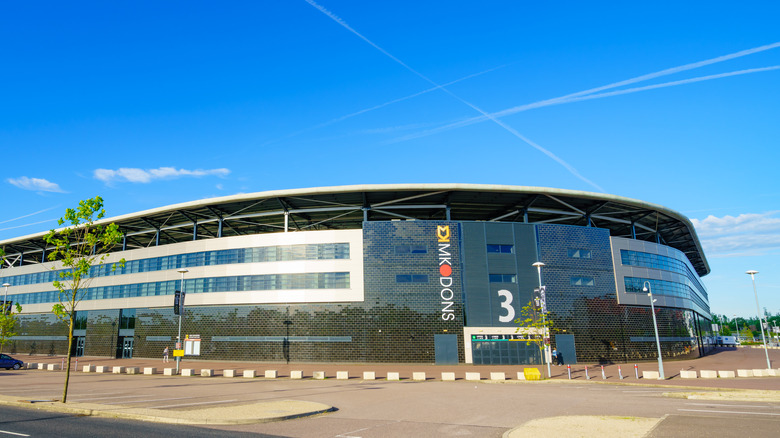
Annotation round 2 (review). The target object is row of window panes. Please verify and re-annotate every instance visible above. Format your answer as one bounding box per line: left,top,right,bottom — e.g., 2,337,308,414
396,274,429,283
487,244,514,254
620,250,708,299
394,245,428,254
624,277,710,314
10,272,350,305
489,274,517,283
1,243,350,287
570,276,595,286
568,249,592,259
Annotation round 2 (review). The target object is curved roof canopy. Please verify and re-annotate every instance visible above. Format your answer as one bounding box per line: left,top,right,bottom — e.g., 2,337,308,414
1,184,710,276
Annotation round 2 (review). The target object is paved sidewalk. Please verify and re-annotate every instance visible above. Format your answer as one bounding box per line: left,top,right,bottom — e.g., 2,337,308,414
3,346,778,430
0,394,333,425
17,345,780,390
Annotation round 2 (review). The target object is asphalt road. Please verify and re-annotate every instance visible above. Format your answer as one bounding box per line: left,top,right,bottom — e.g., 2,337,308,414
0,405,274,438
2,367,779,437
203,381,780,437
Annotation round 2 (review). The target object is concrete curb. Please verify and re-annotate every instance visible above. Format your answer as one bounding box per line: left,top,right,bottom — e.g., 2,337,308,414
0,396,335,425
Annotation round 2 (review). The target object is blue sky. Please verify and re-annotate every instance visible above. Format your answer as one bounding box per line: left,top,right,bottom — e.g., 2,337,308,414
1,1,778,319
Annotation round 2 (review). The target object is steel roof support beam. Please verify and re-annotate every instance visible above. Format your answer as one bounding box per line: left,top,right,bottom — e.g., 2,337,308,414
371,190,448,208
301,210,361,230
545,195,586,215
371,209,418,220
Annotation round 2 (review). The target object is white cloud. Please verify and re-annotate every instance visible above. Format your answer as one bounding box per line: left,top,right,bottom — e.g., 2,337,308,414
94,167,230,184
692,211,780,256
7,176,65,193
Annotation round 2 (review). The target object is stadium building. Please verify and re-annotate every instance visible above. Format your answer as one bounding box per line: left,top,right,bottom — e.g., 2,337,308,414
0,184,713,365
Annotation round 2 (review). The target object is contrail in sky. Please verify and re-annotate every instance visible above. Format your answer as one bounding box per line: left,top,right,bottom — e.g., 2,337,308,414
392,64,780,143
0,205,59,225
305,0,603,191
260,63,507,147
395,41,780,142
0,218,55,233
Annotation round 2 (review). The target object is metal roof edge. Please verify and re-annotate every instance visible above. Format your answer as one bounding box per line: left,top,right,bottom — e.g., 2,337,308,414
0,183,710,275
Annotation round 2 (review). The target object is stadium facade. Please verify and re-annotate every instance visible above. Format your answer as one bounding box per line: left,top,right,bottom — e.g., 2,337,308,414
0,184,714,365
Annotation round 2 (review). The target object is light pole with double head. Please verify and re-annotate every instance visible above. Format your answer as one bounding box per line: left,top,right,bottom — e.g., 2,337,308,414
2,283,9,313
643,281,665,379
1,283,10,355
176,268,188,374
746,270,771,369
532,262,551,379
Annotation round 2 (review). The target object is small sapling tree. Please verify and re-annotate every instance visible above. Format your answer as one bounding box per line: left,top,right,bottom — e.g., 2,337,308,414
43,197,124,403
514,296,555,377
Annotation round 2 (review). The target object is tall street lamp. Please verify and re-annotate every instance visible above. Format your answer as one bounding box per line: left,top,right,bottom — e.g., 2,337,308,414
2,283,10,313
532,262,551,379
746,270,771,369
643,281,665,379
176,268,188,374
1,283,10,355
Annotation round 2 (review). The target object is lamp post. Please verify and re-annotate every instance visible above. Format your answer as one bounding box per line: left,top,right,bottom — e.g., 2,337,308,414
1,283,9,355
176,268,188,374
532,262,551,379
733,314,740,344
2,283,9,314
642,281,665,379
746,270,771,369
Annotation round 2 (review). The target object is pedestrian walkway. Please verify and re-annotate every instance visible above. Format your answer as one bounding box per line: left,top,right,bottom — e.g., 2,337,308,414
3,346,779,428
17,345,780,390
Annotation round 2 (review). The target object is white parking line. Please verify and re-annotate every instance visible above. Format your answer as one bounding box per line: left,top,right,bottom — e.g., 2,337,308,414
72,394,148,402
678,409,780,416
686,403,776,409
622,390,666,393
0,429,30,437
146,399,238,409
102,396,195,405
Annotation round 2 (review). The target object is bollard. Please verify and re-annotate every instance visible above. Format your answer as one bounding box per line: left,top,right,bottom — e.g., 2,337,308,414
585,366,591,380
567,364,571,380
61,358,65,370
601,365,606,380
634,364,639,379
75,358,78,372
618,365,624,380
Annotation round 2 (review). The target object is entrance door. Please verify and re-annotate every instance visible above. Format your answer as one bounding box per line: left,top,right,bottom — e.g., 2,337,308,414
434,334,459,365
122,338,134,359
74,337,85,357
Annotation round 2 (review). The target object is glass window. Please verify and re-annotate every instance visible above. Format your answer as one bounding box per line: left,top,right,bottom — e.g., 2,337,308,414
395,274,428,283
568,249,592,259
487,244,514,254
395,245,427,255
570,276,595,286
489,274,517,283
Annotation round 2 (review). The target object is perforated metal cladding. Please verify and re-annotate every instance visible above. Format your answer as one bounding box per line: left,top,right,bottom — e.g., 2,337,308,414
537,224,711,362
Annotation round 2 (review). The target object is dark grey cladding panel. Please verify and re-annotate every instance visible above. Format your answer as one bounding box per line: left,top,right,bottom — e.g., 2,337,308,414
461,222,538,327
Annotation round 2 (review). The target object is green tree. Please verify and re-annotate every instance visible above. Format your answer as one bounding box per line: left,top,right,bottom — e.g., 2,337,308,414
0,302,23,356
514,299,554,377
0,248,23,356
43,197,124,403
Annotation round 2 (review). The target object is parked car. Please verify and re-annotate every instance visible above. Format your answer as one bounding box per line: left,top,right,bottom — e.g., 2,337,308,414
0,354,24,370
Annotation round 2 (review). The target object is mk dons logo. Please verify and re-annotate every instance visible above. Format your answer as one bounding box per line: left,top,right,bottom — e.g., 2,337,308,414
436,225,455,321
